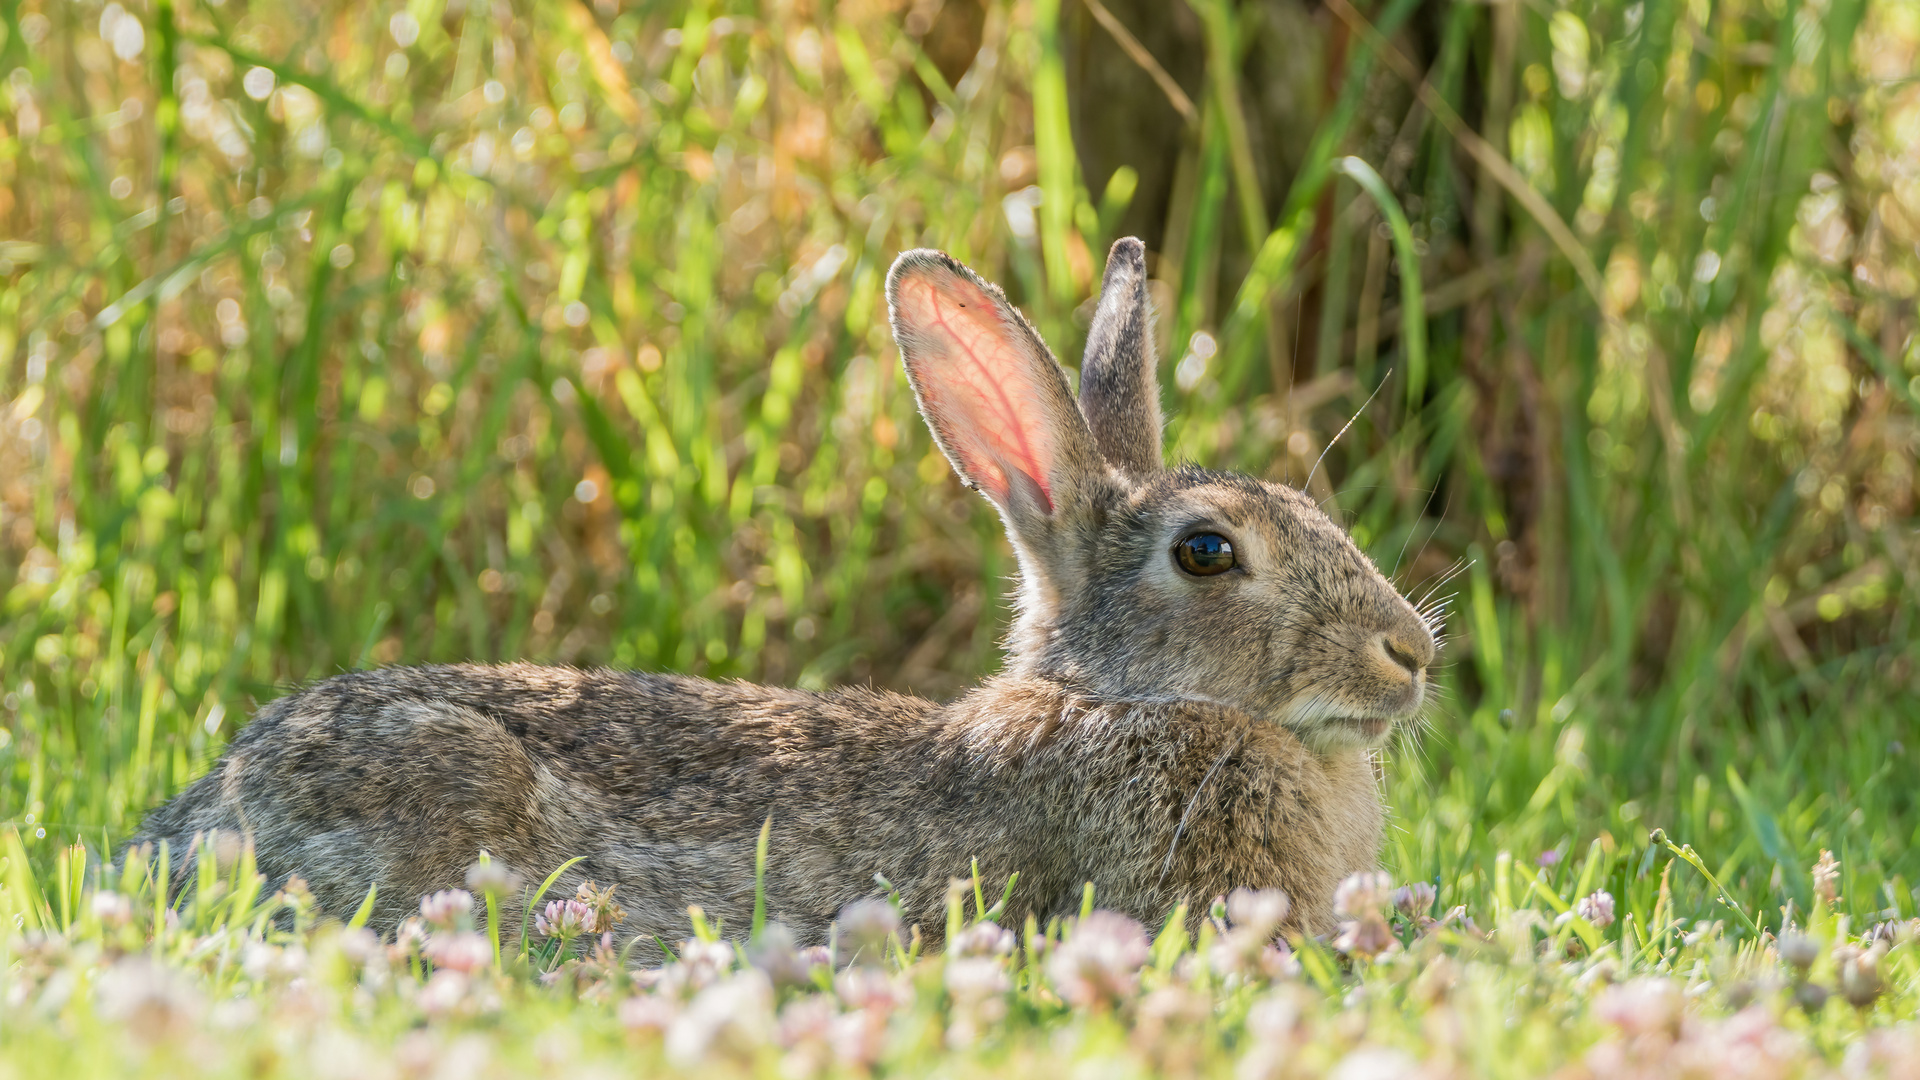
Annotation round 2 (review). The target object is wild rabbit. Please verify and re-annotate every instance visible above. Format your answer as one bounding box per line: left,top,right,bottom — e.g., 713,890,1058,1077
129,238,1436,946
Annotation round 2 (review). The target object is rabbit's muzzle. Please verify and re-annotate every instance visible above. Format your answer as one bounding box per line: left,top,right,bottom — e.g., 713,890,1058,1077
1271,614,1434,750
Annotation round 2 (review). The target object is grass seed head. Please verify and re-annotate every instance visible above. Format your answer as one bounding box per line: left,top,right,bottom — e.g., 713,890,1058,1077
1813,850,1841,905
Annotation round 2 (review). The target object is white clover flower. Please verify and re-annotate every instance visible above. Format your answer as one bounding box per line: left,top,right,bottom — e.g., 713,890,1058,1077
423,931,492,974
418,889,474,929
1227,888,1292,935
534,898,593,939
1047,910,1149,1007
950,919,1016,957
1575,890,1616,930
1332,872,1394,918
91,890,134,928
1392,882,1437,919
664,972,774,1066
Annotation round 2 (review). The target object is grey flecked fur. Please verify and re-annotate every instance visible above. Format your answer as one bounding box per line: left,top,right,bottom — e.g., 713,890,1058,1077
130,240,1436,952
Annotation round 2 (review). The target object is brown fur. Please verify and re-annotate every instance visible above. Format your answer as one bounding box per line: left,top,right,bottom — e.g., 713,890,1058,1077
130,240,1434,950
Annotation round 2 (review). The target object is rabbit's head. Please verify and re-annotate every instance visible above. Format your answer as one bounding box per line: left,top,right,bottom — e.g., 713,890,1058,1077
887,239,1436,752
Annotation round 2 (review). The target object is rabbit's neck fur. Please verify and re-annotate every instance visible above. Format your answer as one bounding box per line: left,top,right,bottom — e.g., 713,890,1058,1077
938,672,1385,935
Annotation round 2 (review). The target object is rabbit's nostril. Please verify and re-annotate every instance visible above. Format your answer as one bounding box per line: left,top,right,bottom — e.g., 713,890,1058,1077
1382,637,1425,677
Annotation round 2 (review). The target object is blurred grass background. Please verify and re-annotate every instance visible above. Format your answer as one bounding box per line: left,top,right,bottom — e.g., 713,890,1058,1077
0,0,1916,931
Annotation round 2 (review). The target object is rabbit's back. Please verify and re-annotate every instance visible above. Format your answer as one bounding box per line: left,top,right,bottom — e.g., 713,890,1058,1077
134,664,1010,940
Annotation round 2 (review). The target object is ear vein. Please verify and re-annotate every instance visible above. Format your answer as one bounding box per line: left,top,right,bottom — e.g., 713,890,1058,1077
924,284,1054,512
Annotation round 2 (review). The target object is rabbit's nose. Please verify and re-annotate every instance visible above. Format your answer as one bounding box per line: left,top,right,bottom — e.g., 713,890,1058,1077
1379,628,1432,678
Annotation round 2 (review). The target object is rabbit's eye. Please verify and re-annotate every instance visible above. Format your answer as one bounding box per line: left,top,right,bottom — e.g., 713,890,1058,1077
1174,533,1235,576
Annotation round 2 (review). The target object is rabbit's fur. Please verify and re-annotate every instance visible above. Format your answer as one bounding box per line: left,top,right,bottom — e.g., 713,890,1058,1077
130,239,1435,946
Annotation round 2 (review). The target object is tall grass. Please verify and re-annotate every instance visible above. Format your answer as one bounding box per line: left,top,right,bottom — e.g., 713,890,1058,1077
0,0,1916,942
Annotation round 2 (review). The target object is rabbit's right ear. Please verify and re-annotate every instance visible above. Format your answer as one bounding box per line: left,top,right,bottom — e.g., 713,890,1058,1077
1078,238,1163,476
887,249,1106,529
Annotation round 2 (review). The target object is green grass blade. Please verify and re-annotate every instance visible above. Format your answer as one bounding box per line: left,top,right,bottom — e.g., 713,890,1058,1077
1336,156,1426,411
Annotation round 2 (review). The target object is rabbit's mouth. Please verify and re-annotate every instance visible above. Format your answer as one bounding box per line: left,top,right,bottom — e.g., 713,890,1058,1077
1269,691,1412,750
1271,703,1401,750
1335,716,1393,740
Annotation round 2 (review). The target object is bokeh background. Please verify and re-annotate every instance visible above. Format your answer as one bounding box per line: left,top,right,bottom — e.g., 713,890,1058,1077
1,0,1917,920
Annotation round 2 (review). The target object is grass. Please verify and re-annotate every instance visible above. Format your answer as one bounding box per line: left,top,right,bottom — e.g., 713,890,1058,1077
0,0,1917,1070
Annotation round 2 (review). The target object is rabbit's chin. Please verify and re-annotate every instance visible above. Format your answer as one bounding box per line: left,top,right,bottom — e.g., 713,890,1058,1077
1290,715,1399,753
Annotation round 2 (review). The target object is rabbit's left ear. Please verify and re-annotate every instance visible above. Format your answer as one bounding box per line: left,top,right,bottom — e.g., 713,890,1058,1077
1078,238,1163,476
887,249,1106,533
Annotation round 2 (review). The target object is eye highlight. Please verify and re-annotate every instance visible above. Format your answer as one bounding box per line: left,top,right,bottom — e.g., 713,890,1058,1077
1174,533,1235,576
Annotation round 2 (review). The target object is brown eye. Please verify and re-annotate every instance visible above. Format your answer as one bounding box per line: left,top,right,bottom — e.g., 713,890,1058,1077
1175,533,1235,576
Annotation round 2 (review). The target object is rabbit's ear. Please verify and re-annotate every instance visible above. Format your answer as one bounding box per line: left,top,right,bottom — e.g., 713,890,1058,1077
888,250,1105,525
1078,237,1163,475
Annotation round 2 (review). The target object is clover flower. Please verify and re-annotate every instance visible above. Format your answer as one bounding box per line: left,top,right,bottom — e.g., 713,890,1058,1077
534,899,594,940
94,959,205,1047
1227,888,1292,936
828,978,905,1067
950,919,1016,958
665,972,774,1066
1836,943,1885,1009
240,941,310,983
1331,872,1397,960
464,860,523,899
835,898,901,963
1575,889,1616,930
943,957,1011,1048
659,939,740,996
1047,910,1149,1007
1777,932,1820,973
334,927,382,970
416,970,472,1018
423,931,493,974
618,993,679,1035
834,965,915,1013
1332,872,1393,918
1594,977,1684,1038
1332,913,1396,960
1392,882,1436,920
1211,888,1298,981
92,890,134,929
773,994,837,1076
418,889,474,929
747,922,822,990
571,880,627,935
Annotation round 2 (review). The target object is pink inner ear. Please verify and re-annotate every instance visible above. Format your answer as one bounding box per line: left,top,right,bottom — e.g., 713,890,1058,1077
897,272,1056,512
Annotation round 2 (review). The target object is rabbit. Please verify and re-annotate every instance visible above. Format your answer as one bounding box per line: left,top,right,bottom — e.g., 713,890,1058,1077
127,237,1436,949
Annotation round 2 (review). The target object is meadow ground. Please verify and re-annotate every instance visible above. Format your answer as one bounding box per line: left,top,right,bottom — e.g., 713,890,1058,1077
1,0,1919,1073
